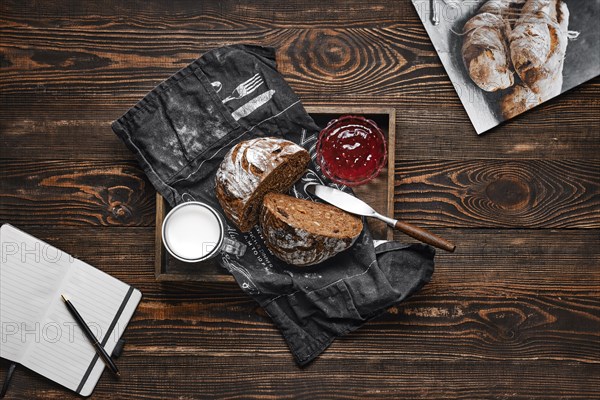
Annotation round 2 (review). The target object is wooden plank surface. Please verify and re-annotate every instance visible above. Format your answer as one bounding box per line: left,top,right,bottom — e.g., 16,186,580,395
395,159,600,228
2,356,599,400
1,159,597,229
1,20,599,160
1,0,599,399
0,226,598,399
0,227,596,358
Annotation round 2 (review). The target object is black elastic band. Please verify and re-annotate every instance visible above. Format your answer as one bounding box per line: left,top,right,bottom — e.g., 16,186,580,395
0,362,17,398
76,286,134,394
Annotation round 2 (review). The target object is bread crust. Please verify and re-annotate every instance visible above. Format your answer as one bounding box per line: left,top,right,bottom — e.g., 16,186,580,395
509,0,569,100
215,137,310,232
462,0,525,92
500,83,541,119
462,0,570,118
501,0,569,116
260,193,363,267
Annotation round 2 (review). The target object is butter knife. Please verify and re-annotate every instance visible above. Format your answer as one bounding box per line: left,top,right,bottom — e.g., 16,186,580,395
306,184,455,252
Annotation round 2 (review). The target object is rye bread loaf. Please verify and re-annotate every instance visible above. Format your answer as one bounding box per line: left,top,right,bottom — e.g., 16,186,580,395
260,193,363,266
216,137,310,232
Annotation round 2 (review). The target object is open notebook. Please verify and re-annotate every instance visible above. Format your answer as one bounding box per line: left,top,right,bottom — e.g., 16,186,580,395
0,224,142,396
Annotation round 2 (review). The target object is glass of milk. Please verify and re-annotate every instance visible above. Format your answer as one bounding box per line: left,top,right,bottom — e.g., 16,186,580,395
162,202,246,262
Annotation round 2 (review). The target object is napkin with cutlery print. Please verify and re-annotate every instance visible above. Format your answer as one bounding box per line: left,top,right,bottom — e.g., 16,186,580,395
112,44,435,366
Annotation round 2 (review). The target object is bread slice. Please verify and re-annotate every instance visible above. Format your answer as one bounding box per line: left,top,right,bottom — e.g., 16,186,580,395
260,193,363,266
216,137,310,232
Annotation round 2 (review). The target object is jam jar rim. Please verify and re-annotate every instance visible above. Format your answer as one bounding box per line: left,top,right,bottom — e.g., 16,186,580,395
315,115,387,187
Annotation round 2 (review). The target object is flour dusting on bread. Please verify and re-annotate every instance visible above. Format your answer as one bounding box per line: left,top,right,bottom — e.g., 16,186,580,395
216,137,310,232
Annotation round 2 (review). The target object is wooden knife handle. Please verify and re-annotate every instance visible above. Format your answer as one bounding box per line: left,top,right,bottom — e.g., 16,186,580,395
393,220,456,252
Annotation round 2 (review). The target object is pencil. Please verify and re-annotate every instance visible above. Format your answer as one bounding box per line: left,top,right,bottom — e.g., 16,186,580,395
61,294,120,377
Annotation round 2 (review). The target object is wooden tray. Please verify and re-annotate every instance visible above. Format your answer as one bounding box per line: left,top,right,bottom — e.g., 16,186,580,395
155,106,396,282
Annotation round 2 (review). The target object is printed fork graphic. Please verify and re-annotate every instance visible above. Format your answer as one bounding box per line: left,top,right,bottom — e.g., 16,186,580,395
222,73,264,104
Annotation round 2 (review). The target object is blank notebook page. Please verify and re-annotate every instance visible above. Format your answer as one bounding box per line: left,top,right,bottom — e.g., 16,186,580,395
0,224,141,396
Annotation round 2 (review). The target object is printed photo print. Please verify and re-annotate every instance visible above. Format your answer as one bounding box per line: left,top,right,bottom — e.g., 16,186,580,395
412,0,600,134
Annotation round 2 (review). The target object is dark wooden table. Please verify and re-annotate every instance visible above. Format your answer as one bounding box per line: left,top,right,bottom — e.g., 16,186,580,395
1,1,599,399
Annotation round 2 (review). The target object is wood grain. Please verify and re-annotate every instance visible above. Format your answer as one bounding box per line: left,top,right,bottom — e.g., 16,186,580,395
123,291,599,364
2,159,597,229
0,160,155,226
1,226,596,295
1,0,599,398
395,159,600,228
0,226,596,364
1,22,598,160
4,356,600,400
0,0,421,29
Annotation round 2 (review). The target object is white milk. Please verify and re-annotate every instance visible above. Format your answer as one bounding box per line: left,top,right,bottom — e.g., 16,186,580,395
164,204,222,260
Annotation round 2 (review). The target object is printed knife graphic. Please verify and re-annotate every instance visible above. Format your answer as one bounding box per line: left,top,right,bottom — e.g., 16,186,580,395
231,89,276,121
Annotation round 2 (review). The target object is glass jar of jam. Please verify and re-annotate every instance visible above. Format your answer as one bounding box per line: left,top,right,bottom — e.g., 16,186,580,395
316,115,387,186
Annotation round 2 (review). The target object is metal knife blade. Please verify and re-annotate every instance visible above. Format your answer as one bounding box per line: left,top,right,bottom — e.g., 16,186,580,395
306,184,456,252
306,184,378,217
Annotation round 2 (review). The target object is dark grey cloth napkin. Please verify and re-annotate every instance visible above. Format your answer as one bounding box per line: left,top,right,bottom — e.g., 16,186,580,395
112,44,435,365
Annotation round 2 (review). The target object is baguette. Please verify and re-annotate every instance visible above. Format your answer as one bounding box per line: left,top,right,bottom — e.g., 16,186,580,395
509,0,569,100
500,83,541,119
501,0,570,117
462,0,525,92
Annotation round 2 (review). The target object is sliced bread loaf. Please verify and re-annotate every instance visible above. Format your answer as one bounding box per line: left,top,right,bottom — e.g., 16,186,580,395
260,193,363,266
216,137,310,232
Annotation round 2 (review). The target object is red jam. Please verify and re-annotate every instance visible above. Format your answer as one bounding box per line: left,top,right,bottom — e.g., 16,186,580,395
316,115,387,186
